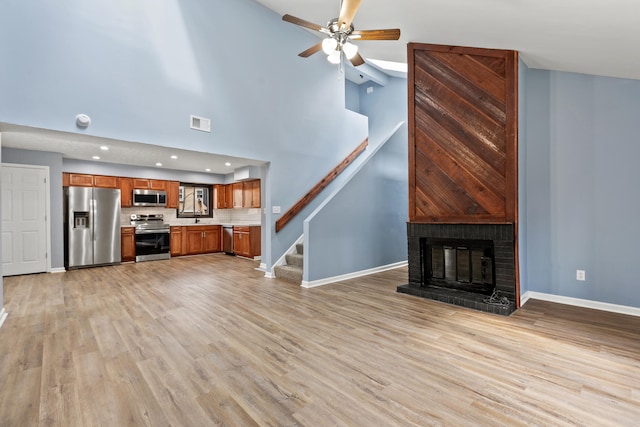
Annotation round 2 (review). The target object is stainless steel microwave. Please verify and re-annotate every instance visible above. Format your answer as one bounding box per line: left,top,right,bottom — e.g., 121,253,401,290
133,189,167,207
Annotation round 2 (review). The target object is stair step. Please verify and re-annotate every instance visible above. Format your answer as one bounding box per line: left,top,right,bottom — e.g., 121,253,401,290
274,264,303,284
296,243,304,254
285,253,303,267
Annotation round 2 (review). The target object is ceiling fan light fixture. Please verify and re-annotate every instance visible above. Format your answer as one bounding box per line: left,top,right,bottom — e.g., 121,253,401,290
322,37,338,55
342,41,358,60
327,50,341,64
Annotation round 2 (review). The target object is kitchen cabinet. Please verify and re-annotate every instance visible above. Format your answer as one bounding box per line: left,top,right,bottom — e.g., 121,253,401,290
133,178,166,190
66,173,94,187
119,177,133,207
233,226,261,258
63,173,118,188
166,181,180,209
185,225,221,255
93,175,118,188
232,183,243,208
121,227,136,262
214,184,228,209
214,180,261,210
242,180,261,208
170,226,184,256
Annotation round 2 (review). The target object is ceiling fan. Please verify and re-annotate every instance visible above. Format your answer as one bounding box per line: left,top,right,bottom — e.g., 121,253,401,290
282,0,400,67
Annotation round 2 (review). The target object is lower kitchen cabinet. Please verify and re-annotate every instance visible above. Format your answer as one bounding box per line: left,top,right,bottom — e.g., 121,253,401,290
185,225,221,255
233,226,261,258
170,226,184,256
121,227,136,262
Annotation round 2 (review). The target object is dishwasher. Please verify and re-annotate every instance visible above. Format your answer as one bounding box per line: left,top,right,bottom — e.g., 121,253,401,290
222,225,234,255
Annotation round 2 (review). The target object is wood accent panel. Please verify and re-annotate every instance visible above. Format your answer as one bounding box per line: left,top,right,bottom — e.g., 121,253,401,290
276,138,368,232
408,43,518,224
3,262,640,425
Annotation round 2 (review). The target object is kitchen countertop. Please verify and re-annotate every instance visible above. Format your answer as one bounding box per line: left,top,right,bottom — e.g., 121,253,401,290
121,223,261,228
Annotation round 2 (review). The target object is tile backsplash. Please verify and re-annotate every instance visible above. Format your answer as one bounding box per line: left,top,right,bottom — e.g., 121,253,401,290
121,207,261,226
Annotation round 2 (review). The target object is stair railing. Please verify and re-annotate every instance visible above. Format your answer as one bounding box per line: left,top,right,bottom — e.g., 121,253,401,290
275,137,368,232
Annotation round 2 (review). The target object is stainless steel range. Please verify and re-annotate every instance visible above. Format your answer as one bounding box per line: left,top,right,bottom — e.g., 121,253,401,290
130,214,171,262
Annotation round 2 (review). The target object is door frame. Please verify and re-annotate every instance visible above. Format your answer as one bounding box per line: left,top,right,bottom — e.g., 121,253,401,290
1,163,52,275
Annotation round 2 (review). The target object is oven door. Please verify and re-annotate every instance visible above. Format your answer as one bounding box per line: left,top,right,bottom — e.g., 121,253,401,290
135,229,171,262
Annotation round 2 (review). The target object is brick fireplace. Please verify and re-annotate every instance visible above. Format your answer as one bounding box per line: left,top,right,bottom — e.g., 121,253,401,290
397,223,516,315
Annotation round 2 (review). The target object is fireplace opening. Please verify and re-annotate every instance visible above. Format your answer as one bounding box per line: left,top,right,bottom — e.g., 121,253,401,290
423,238,495,295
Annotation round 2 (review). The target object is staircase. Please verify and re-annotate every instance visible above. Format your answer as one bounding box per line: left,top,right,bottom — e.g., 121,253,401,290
274,242,304,284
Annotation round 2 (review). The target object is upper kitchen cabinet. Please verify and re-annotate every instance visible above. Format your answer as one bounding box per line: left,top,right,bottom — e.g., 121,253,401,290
63,173,118,188
93,175,118,188
213,180,261,209
119,177,133,207
232,183,243,208
166,181,180,209
132,178,166,190
243,179,261,208
66,173,93,187
214,184,228,209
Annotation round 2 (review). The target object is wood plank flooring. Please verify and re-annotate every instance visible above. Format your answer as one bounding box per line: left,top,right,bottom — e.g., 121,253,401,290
1,254,640,426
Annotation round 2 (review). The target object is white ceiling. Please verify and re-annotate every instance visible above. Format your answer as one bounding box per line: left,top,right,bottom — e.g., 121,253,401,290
257,0,640,81
0,123,266,176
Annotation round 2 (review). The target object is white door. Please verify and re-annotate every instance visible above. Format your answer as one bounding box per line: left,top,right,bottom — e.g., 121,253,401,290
1,164,49,276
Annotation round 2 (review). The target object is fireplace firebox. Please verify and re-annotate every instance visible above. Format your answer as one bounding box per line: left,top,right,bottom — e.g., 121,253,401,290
424,238,495,295
398,223,516,315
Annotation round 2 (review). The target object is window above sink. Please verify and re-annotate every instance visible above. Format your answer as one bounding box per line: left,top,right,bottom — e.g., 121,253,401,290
177,184,213,218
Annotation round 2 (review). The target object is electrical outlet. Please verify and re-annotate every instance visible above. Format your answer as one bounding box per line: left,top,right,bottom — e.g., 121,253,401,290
576,270,586,281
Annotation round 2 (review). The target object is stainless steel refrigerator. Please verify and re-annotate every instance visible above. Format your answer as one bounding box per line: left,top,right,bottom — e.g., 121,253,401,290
64,186,121,269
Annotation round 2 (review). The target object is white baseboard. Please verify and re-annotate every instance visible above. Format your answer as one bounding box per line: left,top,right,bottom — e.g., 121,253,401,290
301,261,408,289
521,291,640,317
50,267,66,274
0,308,7,329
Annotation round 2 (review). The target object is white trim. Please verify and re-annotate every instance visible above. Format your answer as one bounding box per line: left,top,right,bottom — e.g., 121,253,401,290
301,261,408,288
50,267,66,274
521,291,640,317
0,308,7,329
266,234,304,278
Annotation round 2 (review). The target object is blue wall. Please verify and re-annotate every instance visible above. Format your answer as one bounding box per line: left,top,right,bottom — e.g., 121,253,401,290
518,59,529,297
0,0,368,270
304,77,408,282
2,148,64,269
524,69,640,308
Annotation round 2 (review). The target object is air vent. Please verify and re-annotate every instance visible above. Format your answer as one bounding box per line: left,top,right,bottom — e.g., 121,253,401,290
190,115,211,132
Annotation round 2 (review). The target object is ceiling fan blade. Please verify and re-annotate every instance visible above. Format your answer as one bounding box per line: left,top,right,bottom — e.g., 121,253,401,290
298,43,323,58
282,14,325,33
351,28,401,41
338,0,362,30
349,52,365,67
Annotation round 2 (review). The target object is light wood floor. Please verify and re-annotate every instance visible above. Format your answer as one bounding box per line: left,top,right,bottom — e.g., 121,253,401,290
1,254,640,426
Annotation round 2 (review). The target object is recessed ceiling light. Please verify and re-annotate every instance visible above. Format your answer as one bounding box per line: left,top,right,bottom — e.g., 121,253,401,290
170,155,178,159
205,168,211,172
92,156,100,160
100,146,109,151
225,162,231,166
156,162,163,167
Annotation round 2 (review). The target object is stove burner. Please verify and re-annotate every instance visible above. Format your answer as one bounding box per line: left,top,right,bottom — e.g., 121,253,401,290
130,214,170,232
